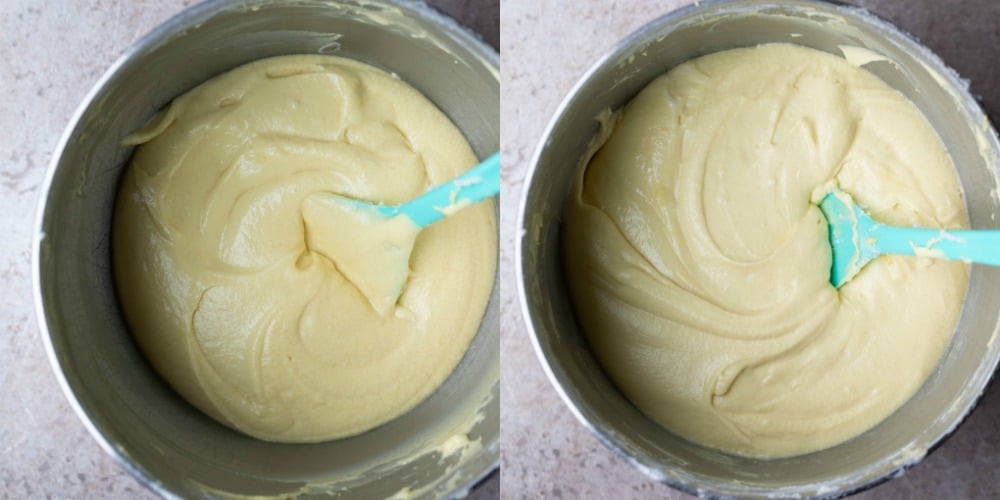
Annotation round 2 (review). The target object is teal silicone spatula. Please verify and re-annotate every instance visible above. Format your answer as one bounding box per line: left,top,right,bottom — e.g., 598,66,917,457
819,188,1000,288
301,152,500,315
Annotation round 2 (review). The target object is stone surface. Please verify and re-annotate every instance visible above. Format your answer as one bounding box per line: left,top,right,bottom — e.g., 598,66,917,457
0,1,497,498
500,0,1000,498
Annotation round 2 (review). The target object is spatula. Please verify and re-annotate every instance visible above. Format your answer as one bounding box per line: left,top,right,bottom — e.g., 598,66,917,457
301,152,500,314
818,188,1000,287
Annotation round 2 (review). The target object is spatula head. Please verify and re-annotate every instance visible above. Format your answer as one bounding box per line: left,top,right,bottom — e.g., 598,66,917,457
300,194,419,315
818,190,877,288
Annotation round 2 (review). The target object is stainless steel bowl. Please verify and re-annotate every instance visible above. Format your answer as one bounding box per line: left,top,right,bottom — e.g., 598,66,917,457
517,0,1000,497
33,0,499,497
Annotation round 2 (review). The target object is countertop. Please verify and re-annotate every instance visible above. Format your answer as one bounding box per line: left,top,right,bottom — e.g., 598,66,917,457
500,0,1000,498
0,1,498,498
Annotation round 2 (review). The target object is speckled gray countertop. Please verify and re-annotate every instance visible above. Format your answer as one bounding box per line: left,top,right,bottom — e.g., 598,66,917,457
500,0,1000,498
0,0,497,498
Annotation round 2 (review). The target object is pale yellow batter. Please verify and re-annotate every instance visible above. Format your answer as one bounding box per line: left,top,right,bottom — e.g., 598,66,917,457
563,44,968,458
113,55,496,443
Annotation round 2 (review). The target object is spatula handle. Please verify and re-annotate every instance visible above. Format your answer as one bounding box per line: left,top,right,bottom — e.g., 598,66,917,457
872,225,1000,267
396,152,501,228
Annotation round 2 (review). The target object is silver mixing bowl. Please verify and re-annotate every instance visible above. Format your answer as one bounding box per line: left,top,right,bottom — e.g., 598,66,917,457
517,0,1000,497
33,0,499,497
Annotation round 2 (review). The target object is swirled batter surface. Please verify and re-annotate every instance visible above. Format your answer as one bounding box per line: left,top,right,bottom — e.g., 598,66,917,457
563,44,968,457
113,55,496,443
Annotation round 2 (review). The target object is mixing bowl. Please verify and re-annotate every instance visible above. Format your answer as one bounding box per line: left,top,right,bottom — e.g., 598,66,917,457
517,0,1000,497
33,0,499,497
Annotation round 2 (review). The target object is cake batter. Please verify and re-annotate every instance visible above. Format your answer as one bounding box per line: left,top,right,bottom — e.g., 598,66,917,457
563,44,968,458
113,55,496,443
